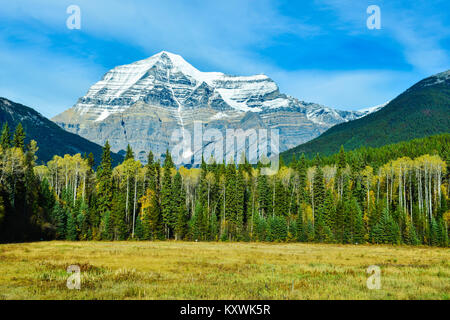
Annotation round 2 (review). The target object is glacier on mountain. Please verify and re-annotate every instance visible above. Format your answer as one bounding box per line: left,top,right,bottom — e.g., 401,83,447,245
52,51,383,163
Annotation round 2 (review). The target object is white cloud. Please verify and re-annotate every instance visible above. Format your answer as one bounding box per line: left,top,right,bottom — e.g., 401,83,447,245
0,0,447,116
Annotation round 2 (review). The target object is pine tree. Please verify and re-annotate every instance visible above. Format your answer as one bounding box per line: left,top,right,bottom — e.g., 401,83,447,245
322,189,336,233
371,208,400,244
313,165,325,222
296,205,305,242
125,144,134,161
101,210,114,240
257,173,271,217
87,153,95,168
1,123,11,149
134,212,144,240
161,150,175,238
268,215,287,242
405,218,420,245
0,194,5,230
12,123,25,150
235,168,246,239
97,141,113,218
190,201,204,241
342,199,355,244
338,146,346,170
297,154,308,202
438,219,448,247
66,210,77,241
77,201,89,240
111,191,127,240
354,206,365,244
52,203,67,240
173,172,188,240
253,214,268,241
430,218,440,246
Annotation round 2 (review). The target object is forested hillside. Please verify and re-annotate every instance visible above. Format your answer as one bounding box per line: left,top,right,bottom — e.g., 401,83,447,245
286,134,450,169
282,70,450,159
0,98,123,165
1,130,448,246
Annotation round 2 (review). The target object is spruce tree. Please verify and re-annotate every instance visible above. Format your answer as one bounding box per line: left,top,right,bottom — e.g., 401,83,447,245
296,205,305,242
52,203,67,240
66,210,78,241
134,213,144,240
125,144,134,161
161,149,175,238
354,207,365,244
87,153,95,168
313,165,325,221
173,172,188,240
1,123,11,149
297,154,308,202
101,211,114,240
97,141,113,217
12,123,25,150
337,146,346,170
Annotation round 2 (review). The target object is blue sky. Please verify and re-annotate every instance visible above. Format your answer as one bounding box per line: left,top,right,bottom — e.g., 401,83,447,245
0,0,449,118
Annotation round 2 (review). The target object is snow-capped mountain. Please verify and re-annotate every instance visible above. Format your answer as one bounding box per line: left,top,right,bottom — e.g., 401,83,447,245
53,51,377,163
357,101,390,115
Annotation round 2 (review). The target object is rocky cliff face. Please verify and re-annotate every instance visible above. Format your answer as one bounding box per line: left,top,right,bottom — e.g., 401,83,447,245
53,51,375,163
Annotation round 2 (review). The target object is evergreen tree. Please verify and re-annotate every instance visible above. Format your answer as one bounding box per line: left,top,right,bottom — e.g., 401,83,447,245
173,172,188,240
296,206,306,242
66,210,77,241
125,144,134,161
297,154,308,202
101,211,114,240
313,165,325,222
87,152,95,168
12,123,25,150
354,206,365,244
1,123,11,149
430,218,440,246
77,201,90,240
52,203,67,240
111,191,127,240
97,142,113,225
134,213,144,240
161,149,175,238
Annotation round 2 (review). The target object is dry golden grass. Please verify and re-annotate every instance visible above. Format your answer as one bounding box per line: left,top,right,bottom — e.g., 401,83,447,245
0,241,448,300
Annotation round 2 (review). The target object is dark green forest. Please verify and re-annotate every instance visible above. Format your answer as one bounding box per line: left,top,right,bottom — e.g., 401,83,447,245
0,97,123,165
282,74,450,159
0,122,449,246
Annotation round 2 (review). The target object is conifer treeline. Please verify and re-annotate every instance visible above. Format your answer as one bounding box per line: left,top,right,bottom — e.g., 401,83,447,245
0,123,449,246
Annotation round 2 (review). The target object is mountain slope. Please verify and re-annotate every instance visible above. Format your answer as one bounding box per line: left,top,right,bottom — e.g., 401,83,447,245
282,70,450,160
0,98,123,165
52,51,379,163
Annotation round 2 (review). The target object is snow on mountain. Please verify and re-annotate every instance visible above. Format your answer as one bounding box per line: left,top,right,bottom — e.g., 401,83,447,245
53,51,379,163
358,101,390,115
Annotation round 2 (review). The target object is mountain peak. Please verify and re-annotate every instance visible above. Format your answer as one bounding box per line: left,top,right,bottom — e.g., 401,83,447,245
149,50,198,70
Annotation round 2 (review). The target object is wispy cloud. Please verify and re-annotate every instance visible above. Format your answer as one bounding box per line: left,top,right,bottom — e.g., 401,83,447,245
0,0,448,116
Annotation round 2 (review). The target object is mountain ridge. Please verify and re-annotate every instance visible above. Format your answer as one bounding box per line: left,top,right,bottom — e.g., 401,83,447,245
282,69,450,160
52,51,381,163
0,97,123,165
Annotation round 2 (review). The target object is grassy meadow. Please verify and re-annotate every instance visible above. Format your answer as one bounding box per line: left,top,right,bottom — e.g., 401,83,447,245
0,241,448,300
